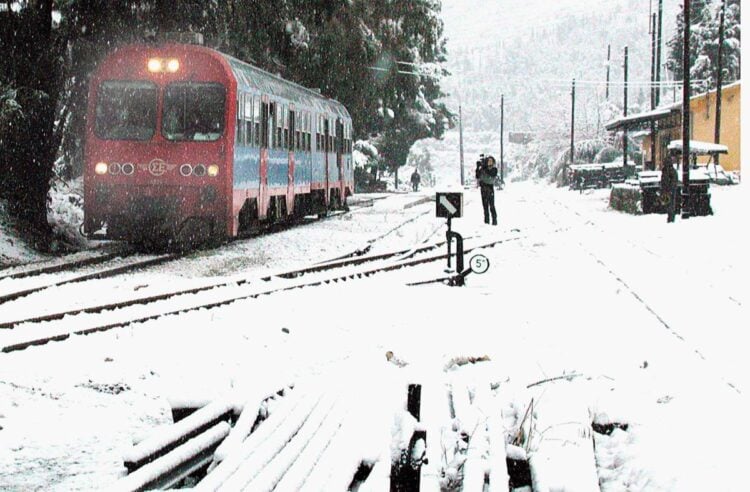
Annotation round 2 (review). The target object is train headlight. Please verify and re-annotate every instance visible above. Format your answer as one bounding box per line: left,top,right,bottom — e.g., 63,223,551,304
147,58,163,73
121,162,135,176
166,59,180,73
108,162,121,175
207,165,219,177
95,162,108,175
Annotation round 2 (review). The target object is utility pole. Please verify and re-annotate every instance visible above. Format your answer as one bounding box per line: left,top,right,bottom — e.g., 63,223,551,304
570,79,576,181
714,0,726,166
605,44,611,100
623,46,629,168
656,0,664,107
650,13,657,170
500,94,505,185
681,0,691,218
459,103,465,187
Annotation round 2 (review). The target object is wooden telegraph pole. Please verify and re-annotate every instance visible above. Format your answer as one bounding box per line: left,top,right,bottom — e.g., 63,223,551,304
500,94,505,184
570,79,576,178
459,103,465,186
714,0,726,166
649,13,657,170
656,0,664,107
681,0,691,218
623,46,629,168
605,44,611,100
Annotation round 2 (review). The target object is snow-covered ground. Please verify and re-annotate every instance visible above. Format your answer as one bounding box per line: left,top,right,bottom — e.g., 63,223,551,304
0,178,746,490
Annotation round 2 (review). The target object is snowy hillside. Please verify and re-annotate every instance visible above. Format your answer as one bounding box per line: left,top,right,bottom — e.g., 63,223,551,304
442,0,680,135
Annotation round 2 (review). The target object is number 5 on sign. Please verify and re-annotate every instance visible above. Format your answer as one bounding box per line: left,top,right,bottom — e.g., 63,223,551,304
469,254,490,274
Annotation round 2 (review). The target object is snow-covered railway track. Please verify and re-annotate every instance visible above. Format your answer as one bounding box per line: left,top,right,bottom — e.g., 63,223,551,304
0,234,523,354
0,248,133,281
543,196,744,393
0,252,185,305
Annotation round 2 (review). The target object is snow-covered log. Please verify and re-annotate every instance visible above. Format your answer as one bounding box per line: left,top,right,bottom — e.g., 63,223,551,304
205,392,321,490
528,383,599,492
194,388,309,491
113,422,230,492
123,399,234,472
473,383,510,492
419,378,452,491
213,381,293,465
239,394,341,491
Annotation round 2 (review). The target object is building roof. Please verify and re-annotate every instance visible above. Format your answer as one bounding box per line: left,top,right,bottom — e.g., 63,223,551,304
605,106,680,132
605,80,740,133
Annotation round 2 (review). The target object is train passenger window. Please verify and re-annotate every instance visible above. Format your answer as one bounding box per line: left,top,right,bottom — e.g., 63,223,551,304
253,97,261,147
261,100,269,148
236,95,244,145
245,96,253,146
283,106,289,150
269,103,277,148
162,83,225,142
95,81,157,141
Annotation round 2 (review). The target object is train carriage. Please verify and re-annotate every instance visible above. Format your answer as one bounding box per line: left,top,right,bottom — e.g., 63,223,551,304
83,40,354,247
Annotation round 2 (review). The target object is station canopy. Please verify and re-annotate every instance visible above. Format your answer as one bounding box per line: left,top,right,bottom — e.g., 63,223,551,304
605,105,680,132
667,140,729,155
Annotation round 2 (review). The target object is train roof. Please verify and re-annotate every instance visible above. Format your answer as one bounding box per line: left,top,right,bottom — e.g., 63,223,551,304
219,53,351,122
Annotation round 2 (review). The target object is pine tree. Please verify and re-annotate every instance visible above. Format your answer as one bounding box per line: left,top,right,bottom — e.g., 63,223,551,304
666,0,741,90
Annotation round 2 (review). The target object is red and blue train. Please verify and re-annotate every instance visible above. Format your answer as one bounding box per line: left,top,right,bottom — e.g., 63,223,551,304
83,40,353,246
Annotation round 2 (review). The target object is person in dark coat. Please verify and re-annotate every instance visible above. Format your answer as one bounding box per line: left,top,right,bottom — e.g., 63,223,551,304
410,169,421,192
660,155,679,223
475,155,498,224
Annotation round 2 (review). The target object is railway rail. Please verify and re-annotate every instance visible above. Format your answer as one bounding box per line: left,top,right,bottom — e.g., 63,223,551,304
0,196,419,307
0,232,524,354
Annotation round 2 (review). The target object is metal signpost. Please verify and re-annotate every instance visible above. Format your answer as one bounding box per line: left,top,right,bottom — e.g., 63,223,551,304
435,191,465,280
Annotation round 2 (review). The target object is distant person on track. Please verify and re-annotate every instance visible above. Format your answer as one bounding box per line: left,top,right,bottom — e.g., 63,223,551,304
661,155,679,223
476,154,498,225
410,169,421,192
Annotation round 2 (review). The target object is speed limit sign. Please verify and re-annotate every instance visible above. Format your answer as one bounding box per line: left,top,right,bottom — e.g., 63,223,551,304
469,254,490,274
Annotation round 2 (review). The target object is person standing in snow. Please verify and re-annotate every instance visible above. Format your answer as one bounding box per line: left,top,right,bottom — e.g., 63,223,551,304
475,155,498,225
661,155,679,223
410,169,421,192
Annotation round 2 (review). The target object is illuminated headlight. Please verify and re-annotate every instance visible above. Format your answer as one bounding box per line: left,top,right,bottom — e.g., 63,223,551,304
207,165,220,177
180,164,193,177
108,162,121,175
121,162,135,175
166,59,180,72
147,58,163,73
95,162,108,175
193,164,207,177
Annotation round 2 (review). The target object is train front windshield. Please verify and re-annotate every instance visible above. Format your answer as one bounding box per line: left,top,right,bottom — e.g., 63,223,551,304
95,81,157,141
162,83,226,142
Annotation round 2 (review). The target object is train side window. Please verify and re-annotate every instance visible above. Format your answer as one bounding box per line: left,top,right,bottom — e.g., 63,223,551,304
253,97,261,147
245,96,253,146
269,102,277,148
236,94,243,145
283,106,289,150
262,101,271,149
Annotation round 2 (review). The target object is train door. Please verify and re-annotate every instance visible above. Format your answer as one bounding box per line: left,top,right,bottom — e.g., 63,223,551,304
336,118,345,206
324,118,330,206
259,96,270,220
